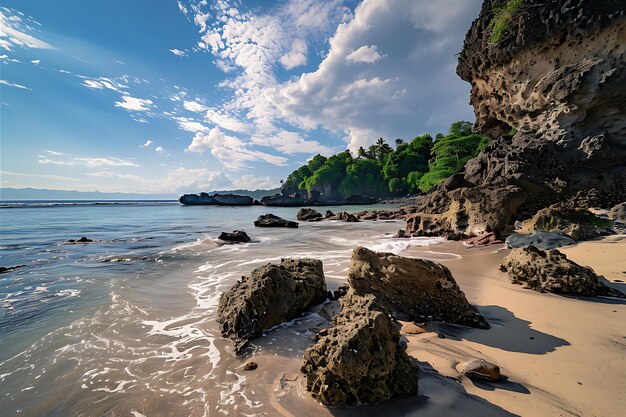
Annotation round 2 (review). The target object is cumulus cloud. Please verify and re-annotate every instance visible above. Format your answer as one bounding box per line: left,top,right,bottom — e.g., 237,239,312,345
250,130,336,155
114,95,154,112
345,45,383,64
175,117,210,133
280,39,308,70
183,100,207,113
155,146,164,153
186,127,288,169
140,140,153,147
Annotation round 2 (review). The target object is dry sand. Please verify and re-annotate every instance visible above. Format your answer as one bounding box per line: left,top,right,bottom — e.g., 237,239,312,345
225,236,626,417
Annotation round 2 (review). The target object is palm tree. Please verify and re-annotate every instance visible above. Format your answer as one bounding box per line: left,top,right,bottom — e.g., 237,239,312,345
375,137,392,161
357,146,368,159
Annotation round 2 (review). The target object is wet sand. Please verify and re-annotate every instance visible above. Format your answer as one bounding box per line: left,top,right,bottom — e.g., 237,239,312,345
235,236,626,417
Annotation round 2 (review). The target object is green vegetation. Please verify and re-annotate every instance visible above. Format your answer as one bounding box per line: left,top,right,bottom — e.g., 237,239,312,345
282,121,490,198
489,0,525,43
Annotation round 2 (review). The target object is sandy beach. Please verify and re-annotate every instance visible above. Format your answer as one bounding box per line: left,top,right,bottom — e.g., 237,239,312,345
227,235,626,417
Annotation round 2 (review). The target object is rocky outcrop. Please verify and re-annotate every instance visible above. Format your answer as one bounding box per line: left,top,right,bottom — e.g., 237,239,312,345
179,192,253,206
218,230,251,243
217,258,327,351
260,193,306,207
405,1,626,239
328,211,360,222
254,214,298,228
297,208,323,221
347,247,489,328
500,246,624,297
301,290,418,406
358,208,406,221
610,202,626,223
522,204,613,240
505,232,576,250
457,359,501,381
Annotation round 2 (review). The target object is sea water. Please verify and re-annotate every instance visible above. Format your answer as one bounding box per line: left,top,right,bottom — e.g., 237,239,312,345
0,201,443,416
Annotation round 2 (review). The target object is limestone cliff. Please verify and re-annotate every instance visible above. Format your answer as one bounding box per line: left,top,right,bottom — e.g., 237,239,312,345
405,0,626,238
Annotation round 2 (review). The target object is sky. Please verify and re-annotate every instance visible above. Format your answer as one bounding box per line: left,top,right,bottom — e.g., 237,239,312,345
0,0,483,194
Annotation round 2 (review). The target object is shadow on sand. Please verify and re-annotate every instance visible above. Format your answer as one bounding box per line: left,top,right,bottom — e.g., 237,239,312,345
436,305,570,354
327,362,521,417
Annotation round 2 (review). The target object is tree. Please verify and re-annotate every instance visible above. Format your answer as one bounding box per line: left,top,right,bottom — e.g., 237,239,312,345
339,158,388,196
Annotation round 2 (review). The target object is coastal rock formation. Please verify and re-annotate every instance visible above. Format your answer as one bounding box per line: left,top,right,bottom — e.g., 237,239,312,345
260,192,306,207
347,247,489,328
328,211,360,222
254,214,298,228
358,208,406,221
505,232,576,250
405,1,626,239
345,195,377,205
297,208,323,221
179,193,253,206
500,246,624,297
301,290,418,406
610,202,626,223
457,359,501,381
217,258,327,351
218,230,251,244
522,204,613,240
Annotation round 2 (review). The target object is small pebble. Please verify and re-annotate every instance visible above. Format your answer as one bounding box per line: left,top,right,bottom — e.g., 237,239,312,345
243,361,258,371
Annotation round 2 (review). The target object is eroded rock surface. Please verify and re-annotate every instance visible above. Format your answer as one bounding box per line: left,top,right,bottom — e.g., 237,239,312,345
505,232,576,250
457,359,500,381
500,246,624,297
347,246,489,328
610,202,626,223
301,290,418,406
328,211,360,222
253,214,298,228
297,208,323,221
405,1,626,239
218,230,251,243
522,204,613,240
217,258,327,352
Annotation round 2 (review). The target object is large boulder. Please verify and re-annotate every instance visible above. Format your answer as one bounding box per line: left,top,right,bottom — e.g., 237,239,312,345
218,230,251,244
297,208,323,221
347,247,489,328
301,290,418,406
217,258,327,352
522,204,613,240
500,246,624,297
505,232,576,251
254,214,298,228
328,211,360,222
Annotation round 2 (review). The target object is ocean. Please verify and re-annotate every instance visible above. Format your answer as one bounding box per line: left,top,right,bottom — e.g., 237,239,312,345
0,201,443,416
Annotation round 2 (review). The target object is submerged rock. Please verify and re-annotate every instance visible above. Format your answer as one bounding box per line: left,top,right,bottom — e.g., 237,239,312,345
457,359,500,381
66,236,94,244
297,208,323,221
522,204,613,240
218,230,251,244
253,214,298,228
505,232,576,251
500,246,624,297
217,258,327,352
347,246,489,328
301,290,418,406
0,265,25,274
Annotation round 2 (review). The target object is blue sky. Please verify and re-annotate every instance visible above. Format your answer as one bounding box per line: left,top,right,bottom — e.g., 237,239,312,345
0,0,482,194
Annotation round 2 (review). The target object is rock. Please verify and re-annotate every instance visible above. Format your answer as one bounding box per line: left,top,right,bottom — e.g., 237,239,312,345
505,232,576,250
345,195,377,205
522,204,614,240
217,258,327,352
254,214,298,228
66,236,94,244
218,230,251,244
400,323,427,335
457,359,500,381
179,192,253,206
243,362,258,371
260,193,306,207
610,202,626,223
0,265,25,274
252,199,262,206
465,232,502,246
324,210,335,218
301,290,418,406
500,246,625,297
347,246,489,329
404,2,626,239
328,211,360,222
297,208,323,222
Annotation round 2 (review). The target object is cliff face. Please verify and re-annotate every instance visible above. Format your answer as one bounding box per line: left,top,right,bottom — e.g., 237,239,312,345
405,0,626,238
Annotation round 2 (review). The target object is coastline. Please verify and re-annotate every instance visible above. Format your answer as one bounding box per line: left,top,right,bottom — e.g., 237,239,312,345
229,235,626,417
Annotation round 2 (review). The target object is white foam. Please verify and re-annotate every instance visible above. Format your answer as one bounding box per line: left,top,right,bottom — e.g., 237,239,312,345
367,237,444,254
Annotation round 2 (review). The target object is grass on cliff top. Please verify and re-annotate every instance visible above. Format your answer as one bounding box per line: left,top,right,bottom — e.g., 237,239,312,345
490,0,525,43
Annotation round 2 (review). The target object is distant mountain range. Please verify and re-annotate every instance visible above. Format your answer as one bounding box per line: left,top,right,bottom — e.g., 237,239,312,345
0,187,281,201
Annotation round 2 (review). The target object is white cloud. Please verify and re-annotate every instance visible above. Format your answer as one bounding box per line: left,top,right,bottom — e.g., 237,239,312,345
114,95,154,112
155,146,164,153
140,140,153,147
45,149,64,156
0,79,31,90
169,48,189,57
175,117,209,133
30,59,40,64
38,154,140,168
345,45,382,64
81,76,128,93
250,130,336,155
280,39,308,70
183,100,207,113
186,127,288,169
0,9,55,50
